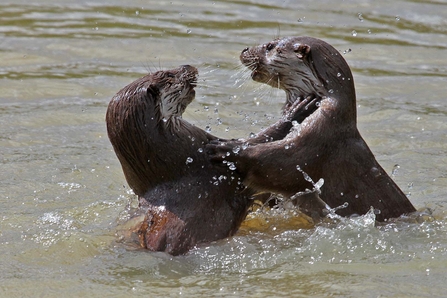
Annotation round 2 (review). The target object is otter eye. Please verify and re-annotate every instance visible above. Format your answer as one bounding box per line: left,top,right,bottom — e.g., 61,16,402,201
266,43,275,51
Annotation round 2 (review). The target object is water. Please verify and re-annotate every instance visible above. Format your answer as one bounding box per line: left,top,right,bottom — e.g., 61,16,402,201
1,0,447,296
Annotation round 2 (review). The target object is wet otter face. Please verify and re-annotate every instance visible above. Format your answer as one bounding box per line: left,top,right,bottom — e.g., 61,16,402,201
106,65,199,196
240,37,326,105
152,65,198,119
240,36,354,107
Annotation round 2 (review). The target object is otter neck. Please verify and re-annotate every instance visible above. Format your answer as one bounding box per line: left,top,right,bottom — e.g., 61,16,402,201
328,78,358,127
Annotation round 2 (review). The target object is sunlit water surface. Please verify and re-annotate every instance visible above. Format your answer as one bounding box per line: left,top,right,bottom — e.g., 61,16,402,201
1,0,447,297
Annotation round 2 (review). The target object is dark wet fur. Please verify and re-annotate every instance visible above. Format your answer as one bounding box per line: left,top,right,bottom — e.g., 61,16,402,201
208,37,416,222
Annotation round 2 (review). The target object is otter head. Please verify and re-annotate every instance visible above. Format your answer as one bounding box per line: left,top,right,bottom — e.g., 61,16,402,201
240,36,356,115
150,65,198,120
106,65,198,196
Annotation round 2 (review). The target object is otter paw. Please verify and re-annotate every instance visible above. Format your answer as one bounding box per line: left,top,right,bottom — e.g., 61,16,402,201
285,96,322,123
206,139,246,163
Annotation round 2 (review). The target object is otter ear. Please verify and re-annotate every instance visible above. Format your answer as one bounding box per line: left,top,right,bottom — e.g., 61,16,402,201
293,44,310,59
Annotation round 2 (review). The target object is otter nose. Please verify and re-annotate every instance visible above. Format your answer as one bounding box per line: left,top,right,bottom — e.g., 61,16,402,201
180,65,194,71
179,65,198,75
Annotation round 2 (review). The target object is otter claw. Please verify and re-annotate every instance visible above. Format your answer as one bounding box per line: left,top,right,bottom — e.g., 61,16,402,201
285,96,322,123
208,139,225,146
206,140,244,163
206,143,230,162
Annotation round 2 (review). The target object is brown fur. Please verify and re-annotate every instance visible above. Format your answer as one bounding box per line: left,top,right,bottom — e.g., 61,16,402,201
208,37,416,222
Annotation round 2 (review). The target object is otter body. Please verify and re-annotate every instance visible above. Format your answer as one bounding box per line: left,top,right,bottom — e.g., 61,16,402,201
208,37,416,221
106,66,252,255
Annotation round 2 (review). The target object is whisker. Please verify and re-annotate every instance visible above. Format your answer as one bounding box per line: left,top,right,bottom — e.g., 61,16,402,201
233,71,258,98
230,64,249,80
199,66,220,76
195,83,215,90
234,68,252,88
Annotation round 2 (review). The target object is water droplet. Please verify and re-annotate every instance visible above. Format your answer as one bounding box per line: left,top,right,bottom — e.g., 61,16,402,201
297,18,303,23
225,127,230,132
249,132,256,138
340,192,344,196
328,89,334,94
135,10,140,15
337,72,342,77
232,146,240,154
395,15,400,21
370,166,381,178
291,120,299,127
228,163,237,171
186,29,192,34
367,29,372,34
197,148,203,153
343,48,352,55
285,144,290,150
204,106,209,111
162,118,168,123
186,157,193,164
205,125,211,132
351,30,357,37
391,164,400,176
357,13,364,22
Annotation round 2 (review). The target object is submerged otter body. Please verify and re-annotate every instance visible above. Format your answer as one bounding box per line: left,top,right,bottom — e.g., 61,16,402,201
208,37,416,222
106,65,252,255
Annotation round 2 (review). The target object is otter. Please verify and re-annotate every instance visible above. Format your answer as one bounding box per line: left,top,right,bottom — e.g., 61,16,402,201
106,65,318,255
106,65,252,255
207,36,416,222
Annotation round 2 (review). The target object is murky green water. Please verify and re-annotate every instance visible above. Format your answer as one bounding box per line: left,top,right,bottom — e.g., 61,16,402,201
1,0,447,296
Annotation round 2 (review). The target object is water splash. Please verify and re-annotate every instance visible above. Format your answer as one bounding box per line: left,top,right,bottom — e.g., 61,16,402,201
295,165,324,195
